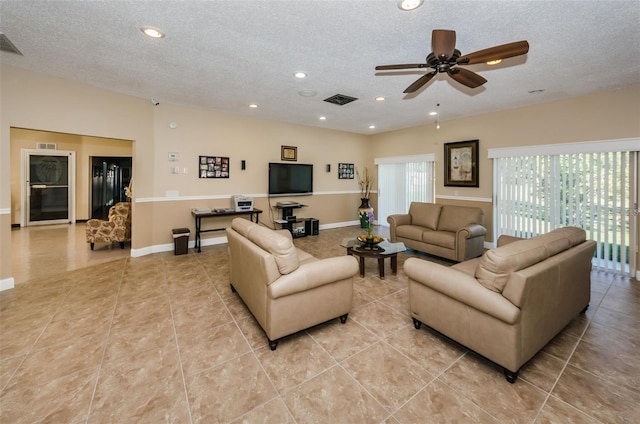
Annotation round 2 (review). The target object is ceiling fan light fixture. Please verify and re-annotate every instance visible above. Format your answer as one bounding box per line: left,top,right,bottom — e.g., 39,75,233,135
397,0,424,11
140,26,164,38
375,96,386,101
486,59,502,65
429,111,437,116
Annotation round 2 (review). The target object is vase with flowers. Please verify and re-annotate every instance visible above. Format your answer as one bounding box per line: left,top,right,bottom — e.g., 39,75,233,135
356,166,375,228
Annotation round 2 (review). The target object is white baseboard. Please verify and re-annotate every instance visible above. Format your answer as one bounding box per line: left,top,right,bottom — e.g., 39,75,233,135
0,277,15,292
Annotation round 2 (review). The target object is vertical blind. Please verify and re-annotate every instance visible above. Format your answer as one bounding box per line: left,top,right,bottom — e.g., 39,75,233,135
375,155,435,226
494,149,637,276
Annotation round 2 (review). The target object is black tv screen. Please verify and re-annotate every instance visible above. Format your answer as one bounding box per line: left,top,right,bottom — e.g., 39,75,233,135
268,163,313,196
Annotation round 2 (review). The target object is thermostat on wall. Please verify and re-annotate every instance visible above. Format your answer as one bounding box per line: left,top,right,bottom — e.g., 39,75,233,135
168,152,179,161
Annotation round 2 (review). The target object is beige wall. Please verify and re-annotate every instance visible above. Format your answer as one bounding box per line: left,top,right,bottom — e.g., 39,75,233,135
9,128,133,224
371,86,640,260
1,63,639,284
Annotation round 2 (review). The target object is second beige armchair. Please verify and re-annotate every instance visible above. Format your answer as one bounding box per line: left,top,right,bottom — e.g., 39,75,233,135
226,218,359,350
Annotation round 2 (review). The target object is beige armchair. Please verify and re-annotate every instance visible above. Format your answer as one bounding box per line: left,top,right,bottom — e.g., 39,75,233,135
86,202,131,250
226,218,359,350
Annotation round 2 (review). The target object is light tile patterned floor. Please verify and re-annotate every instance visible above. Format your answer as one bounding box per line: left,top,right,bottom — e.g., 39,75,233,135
1,223,639,423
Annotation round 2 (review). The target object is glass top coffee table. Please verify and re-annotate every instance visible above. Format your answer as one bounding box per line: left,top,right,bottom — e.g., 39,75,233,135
341,238,406,279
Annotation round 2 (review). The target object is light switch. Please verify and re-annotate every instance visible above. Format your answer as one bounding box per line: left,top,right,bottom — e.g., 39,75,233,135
171,166,180,174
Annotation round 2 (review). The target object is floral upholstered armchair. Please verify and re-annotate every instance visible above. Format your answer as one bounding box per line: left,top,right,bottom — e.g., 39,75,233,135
86,202,131,250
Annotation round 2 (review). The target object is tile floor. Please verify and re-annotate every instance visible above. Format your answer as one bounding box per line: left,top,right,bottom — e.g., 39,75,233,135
1,223,639,423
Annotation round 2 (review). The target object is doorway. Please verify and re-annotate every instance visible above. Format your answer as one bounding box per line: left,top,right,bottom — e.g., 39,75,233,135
90,157,132,220
22,149,76,226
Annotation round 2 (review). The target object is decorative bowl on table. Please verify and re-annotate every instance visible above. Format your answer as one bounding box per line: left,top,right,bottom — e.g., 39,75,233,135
357,235,384,247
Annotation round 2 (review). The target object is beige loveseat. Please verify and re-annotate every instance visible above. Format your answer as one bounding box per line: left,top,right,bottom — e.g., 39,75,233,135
226,218,359,350
387,202,486,261
405,227,596,383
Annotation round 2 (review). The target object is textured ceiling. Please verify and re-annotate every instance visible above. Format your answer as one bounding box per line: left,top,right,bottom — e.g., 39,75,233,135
1,0,639,134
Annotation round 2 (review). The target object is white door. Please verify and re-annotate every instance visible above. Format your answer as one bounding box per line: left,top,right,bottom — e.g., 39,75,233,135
22,149,76,226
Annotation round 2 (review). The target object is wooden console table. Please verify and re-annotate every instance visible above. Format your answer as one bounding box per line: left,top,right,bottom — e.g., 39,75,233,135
192,209,262,252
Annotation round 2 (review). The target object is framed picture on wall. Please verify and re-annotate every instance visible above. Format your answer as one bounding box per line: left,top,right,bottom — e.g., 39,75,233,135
199,155,230,178
444,139,479,187
338,163,354,179
281,145,297,161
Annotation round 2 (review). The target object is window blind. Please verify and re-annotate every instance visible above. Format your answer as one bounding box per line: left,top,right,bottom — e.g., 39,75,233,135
494,150,637,276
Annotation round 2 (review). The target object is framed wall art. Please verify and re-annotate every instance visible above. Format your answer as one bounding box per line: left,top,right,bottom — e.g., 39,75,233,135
281,145,297,161
444,139,479,187
199,155,230,179
338,163,354,179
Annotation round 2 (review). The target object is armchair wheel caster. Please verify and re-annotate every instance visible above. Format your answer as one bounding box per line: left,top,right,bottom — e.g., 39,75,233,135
412,318,422,329
340,314,348,324
269,339,278,351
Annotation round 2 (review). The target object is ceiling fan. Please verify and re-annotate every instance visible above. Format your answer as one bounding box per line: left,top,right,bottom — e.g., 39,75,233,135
375,29,529,93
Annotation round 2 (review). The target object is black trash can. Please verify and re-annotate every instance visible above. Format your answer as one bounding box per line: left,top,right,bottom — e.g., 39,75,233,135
172,228,190,255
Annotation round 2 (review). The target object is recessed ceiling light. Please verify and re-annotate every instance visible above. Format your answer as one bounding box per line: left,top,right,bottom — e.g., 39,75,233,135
319,116,326,121
486,59,502,65
298,89,317,97
294,72,307,78
397,0,424,11
375,96,386,101
429,111,437,116
369,125,376,129
140,26,165,38
248,103,258,108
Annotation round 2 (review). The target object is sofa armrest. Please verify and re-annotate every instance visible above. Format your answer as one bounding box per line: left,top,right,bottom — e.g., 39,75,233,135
457,224,487,239
275,229,294,240
268,256,359,299
387,214,411,241
405,258,519,324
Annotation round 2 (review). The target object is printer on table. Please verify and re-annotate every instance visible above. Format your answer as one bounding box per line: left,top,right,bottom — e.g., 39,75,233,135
231,195,254,212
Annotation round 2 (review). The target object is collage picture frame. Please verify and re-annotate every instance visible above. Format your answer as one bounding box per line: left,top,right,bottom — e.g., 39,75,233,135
199,155,230,179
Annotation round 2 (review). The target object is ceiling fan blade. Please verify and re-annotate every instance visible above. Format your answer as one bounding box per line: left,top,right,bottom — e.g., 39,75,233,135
457,40,529,65
403,71,437,93
447,68,487,88
432,29,456,59
375,64,427,70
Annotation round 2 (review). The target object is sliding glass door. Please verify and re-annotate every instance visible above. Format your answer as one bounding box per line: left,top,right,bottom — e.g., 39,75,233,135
491,140,638,276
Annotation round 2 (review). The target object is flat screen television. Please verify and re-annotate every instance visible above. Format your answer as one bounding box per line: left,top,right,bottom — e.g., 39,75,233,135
268,162,313,196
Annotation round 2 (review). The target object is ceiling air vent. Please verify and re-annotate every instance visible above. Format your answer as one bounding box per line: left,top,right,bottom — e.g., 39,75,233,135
323,94,358,106
0,33,23,56
36,143,57,150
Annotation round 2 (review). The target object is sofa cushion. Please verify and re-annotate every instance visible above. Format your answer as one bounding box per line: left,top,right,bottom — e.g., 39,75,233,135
552,226,586,247
422,230,455,249
438,205,483,233
396,225,429,241
475,239,548,293
231,217,254,238
233,219,300,275
409,203,442,230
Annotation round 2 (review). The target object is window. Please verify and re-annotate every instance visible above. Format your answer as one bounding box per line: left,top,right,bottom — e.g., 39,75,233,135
375,154,435,225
